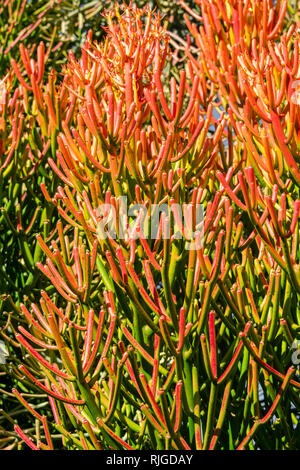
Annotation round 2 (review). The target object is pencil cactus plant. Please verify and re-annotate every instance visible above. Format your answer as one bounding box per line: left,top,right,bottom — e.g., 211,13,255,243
0,0,300,451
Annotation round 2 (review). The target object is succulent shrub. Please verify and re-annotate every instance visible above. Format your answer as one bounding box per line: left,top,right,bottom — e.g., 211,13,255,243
0,0,300,450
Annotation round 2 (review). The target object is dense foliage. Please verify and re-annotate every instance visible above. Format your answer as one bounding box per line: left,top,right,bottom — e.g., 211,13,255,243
0,0,300,451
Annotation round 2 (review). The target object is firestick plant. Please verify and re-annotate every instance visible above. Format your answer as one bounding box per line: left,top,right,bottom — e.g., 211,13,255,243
0,0,300,451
